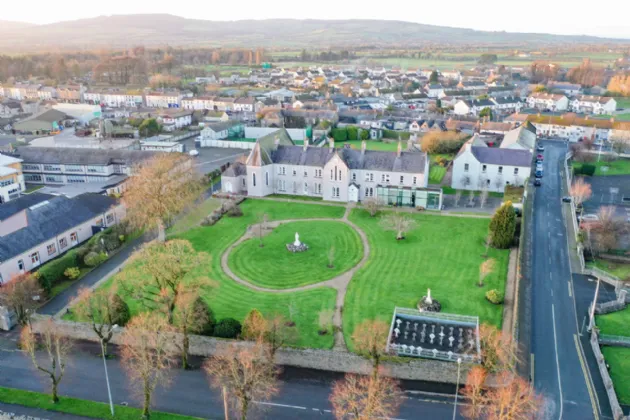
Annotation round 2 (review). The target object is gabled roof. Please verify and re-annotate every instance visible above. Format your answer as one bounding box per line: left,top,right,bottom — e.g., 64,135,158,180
15,147,158,166
338,148,427,174
246,128,294,167
0,192,55,221
0,193,118,262
469,147,532,167
501,122,536,150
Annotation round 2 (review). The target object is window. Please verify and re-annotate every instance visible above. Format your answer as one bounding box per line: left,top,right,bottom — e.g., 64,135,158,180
381,174,386,182
17,260,24,272
242,178,246,186
47,243,56,256
265,172,269,186
369,187,374,197
482,165,487,173
67,175,86,183
464,163,469,172
317,183,322,194
303,182,308,194
45,175,63,183
315,169,322,178
252,173,256,187
370,173,374,182
70,232,78,244
106,213,115,224
59,238,67,249
0,179,14,187
400,176,404,184
30,252,40,265
24,174,42,182
413,176,417,185
22,164,40,171
95,218,104,227
498,166,503,174
65,164,83,172
514,168,519,175
43,165,61,171
352,173,356,182
292,169,297,177
330,169,333,180
304,170,308,177
292,182,297,193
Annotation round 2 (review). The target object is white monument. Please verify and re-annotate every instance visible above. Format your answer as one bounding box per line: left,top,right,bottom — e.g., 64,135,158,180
426,288,432,304
294,232,301,247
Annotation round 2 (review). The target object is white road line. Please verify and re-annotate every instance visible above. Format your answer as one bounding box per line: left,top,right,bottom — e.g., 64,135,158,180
568,281,573,297
551,304,564,420
253,401,307,410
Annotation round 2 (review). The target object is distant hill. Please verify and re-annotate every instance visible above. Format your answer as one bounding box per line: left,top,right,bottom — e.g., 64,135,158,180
0,20,35,34
0,14,627,51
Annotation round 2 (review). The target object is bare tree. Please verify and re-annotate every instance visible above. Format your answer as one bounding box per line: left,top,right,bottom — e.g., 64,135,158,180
72,287,129,357
484,372,541,419
351,320,390,379
460,174,472,190
21,320,72,403
287,299,298,326
592,206,627,253
468,189,475,206
118,239,211,323
570,178,592,216
479,324,517,373
494,176,503,192
478,258,496,287
479,188,489,209
123,153,202,241
264,314,298,361
120,313,176,419
483,232,492,258
257,213,268,247
327,245,335,268
0,273,42,326
380,213,417,240
204,343,279,420
330,373,402,420
173,292,210,369
460,366,487,420
454,189,462,207
364,198,381,217
611,136,630,156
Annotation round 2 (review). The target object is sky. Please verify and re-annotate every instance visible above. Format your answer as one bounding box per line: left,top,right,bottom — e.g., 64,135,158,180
4,0,630,39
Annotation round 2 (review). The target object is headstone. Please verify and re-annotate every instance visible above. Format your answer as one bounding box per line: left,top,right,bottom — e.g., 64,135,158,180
394,327,400,338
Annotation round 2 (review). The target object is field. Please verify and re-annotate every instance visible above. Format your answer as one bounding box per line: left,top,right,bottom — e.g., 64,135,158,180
82,200,345,349
597,308,630,338
228,220,363,289
588,260,630,280
573,159,630,176
601,347,630,404
342,209,509,350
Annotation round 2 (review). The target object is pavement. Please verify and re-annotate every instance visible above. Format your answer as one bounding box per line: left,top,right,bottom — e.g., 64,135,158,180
0,338,465,420
529,140,613,419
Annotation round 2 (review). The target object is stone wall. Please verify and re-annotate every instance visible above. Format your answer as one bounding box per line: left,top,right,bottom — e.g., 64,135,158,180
590,331,628,420
32,316,468,383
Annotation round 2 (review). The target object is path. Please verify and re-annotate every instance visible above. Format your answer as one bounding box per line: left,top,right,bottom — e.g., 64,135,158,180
220,203,369,350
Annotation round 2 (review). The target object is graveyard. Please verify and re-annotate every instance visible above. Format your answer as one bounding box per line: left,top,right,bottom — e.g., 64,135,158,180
75,198,508,351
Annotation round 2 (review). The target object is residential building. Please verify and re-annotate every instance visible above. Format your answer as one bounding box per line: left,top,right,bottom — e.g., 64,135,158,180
213,97,236,111
526,93,569,111
234,97,255,112
83,91,102,104
526,114,617,142
500,122,537,151
570,96,617,115
56,85,84,103
0,154,25,203
480,122,513,135
457,81,486,91
453,99,496,116
182,97,215,111
547,82,582,96
37,87,56,101
145,92,182,108
14,147,158,185
426,84,445,98
203,111,230,123
222,129,442,208
0,193,125,284
158,111,193,132
102,91,144,108
0,101,21,118
451,138,532,193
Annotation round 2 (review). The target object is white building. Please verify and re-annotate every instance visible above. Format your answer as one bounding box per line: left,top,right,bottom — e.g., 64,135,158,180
426,84,445,98
570,96,617,115
234,97,255,112
140,141,184,153
451,138,532,193
526,93,569,111
159,111,193,132
0,154,25,203
222,129,442,208
145,92,182,108
101,92,143,108
182,97,215,111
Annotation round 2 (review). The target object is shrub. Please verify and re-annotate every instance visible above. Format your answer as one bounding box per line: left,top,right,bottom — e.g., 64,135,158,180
346,126,358,141
382,129,411,140
421,131,469,154
84,251,108,267
119,235,126,243
489,202,516,249
227,204,243,217
64,267,81,280
486,289,504,304
579,163,596,176
101,234,122,252
75,244,92,262
110,293,131,327
37,250,78,291
213,318,242,339
331,128,348,142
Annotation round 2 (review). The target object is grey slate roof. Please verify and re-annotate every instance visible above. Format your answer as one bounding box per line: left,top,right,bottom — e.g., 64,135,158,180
223,162,247,177
205,121,241,132
470,147,532,167
0,193,118,262
272,146,334,167
0,192,55,221
15,147,159,166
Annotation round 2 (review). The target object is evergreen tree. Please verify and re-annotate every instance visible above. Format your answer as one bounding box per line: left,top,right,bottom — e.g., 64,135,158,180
429,71,439,84
489,202,516,249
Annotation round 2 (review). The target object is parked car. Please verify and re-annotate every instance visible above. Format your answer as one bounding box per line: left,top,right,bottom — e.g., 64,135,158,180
536,154,544,161
579,214,599,222
535,170,543,178
534,179,542,186
189,149,199,157
562,196,572,203
537,144,545,152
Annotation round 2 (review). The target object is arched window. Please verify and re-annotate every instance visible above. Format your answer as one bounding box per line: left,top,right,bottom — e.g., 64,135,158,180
252,173,256,187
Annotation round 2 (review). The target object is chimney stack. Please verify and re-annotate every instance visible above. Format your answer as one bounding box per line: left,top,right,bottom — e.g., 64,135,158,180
361,140,367,155
329,137,335,151
397,141,402,158
303,138,309,152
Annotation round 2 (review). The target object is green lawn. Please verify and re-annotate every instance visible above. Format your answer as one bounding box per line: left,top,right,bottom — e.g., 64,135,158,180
335,140,400,152
23,184,44,193
168,197,222,237
0,387,201,420
442,186,504,198
343,209,509,350
80,200,344,349
597,308,630,338
616,97,630,109
268,194,325,202
429,166,447,184
573,159,630,176
588,260,630,280
229,221,362,289
601,347,630,404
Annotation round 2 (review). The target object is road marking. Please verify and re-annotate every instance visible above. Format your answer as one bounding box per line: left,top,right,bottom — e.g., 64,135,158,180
580,316,586,336
531,353,535,382
253,401,307,410
574,334,600,420
568,281,573,297
551,304,564,420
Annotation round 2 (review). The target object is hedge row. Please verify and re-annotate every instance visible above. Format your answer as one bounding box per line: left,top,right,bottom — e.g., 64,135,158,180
382,129,411,140
574,163,596,176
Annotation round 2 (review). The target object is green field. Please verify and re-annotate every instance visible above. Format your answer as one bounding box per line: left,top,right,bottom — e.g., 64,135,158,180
335,140,400,151
342,209,509,350
0,387,200,420
82,200,345,349
597,308,630,338
429,166,447,184
588,260,630,280
615,98,630,109
573,159,630,176
229,221,362,289
601,347,630,404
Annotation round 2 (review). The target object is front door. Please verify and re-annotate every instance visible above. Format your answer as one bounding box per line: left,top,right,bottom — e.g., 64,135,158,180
225,181,233,193
348,185,359,202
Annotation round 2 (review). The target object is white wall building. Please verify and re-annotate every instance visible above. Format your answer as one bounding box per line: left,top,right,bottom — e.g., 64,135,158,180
570,96,617,115
526,93,569,111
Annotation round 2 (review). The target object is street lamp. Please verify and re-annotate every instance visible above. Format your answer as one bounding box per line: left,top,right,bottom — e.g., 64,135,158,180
452,358,462,420
587,278,601,332
101,324,118,417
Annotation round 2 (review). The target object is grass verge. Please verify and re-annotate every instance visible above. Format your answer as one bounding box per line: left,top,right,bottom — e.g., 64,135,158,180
601,347,630,405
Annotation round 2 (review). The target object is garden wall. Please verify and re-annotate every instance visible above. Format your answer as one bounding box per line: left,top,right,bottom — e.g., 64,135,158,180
32,316,467,384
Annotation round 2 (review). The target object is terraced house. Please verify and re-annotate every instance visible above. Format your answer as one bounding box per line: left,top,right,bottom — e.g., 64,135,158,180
222,129,442,209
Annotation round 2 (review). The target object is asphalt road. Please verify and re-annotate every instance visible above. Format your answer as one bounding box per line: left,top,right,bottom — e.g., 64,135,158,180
530,140,612,419
0,339,464,420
